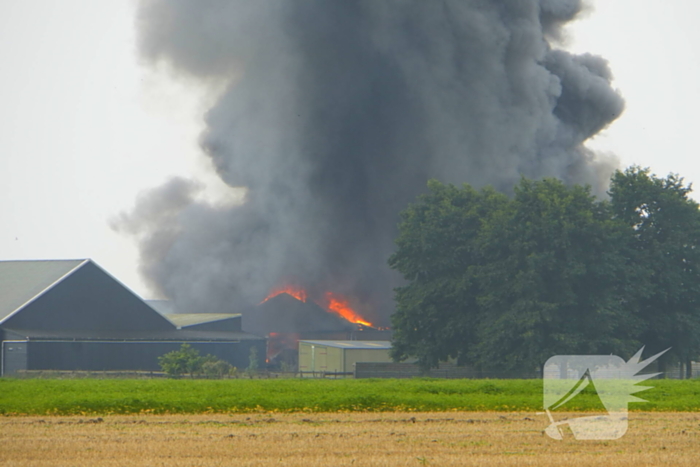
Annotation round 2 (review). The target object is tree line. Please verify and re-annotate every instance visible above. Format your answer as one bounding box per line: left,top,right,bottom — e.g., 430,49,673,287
389,167,700,377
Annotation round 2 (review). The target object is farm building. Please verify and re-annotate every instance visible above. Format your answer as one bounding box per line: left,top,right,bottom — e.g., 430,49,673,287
0,259,265,376
298,340,392,377
243,293,392,370
147,300,243,332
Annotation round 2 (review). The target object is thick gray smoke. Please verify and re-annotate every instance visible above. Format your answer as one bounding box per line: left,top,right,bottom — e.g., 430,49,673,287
117,0,624,324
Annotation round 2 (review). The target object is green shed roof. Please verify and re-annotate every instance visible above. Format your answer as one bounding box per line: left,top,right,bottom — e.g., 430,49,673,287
164,313,241,328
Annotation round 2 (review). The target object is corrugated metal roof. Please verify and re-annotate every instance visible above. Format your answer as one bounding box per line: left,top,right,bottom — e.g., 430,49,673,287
165,313,241,328
299,340,392,350
0,259,87,324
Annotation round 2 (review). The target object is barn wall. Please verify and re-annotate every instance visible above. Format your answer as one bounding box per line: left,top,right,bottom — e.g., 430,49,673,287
299,342,311,373
298,343,345,375
324,346,343,373
23,340,264,372
1,340,28,376
344,348,392,373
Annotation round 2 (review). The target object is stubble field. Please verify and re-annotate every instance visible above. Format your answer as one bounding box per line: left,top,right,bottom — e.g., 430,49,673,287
2,379,699,465
1,412,699,466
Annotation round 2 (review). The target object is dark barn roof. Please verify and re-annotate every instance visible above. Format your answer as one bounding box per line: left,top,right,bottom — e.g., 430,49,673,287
0,259,84,323
0,259,174,333
243,293,355,335
0,259,262,340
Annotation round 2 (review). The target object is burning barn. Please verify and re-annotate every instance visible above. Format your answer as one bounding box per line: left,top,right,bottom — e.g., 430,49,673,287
242,286,391,370
0,259,264,376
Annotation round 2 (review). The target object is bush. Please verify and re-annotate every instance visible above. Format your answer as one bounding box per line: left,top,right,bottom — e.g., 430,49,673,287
201,358,235,379
158,344,232,379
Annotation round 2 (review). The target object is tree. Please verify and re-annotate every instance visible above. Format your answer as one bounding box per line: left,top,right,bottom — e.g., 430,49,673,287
389,177,641,373
246,346,260,377
473,178,639,372
388,180,508,369
609,166,700,376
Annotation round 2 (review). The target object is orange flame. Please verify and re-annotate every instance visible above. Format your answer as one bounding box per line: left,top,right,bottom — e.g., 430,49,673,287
260,285,307,303
324,292,373,327
260,285,374,327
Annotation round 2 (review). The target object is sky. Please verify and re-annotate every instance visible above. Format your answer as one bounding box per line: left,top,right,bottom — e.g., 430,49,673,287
1,0,699,299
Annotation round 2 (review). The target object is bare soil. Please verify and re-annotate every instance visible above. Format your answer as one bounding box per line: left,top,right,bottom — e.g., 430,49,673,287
0,412,698,466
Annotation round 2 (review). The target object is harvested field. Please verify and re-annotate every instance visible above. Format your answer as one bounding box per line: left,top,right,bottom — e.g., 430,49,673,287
0,412,698,466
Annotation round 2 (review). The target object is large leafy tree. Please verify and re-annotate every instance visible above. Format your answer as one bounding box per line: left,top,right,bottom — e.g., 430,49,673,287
388,180,508,368
389,177,643,373
474,178,639,373
609,167,700,376
390,171,700,375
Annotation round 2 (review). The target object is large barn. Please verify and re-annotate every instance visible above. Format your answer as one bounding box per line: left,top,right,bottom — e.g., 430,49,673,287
0,259,265,376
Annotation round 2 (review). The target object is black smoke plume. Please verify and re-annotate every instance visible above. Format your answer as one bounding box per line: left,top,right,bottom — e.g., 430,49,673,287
116,0,624,325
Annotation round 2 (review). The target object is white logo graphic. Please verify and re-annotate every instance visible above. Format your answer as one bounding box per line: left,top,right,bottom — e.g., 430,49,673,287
541,347,668,440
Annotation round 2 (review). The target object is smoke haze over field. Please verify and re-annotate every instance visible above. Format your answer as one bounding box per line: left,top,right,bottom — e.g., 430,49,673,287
116,0,624,324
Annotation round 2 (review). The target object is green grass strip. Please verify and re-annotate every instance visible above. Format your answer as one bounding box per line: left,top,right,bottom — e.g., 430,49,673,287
0,378,698,415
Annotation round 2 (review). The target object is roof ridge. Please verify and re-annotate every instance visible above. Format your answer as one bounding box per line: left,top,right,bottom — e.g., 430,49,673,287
0,258,88,263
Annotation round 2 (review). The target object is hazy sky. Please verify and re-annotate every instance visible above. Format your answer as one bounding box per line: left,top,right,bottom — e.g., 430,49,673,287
1,1,699,298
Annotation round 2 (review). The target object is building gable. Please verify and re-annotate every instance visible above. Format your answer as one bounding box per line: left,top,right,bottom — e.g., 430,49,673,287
0,259,85,323
1,260,174,332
